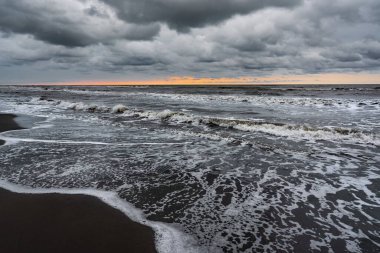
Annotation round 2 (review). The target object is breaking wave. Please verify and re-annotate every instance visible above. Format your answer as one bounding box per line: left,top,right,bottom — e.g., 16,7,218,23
30,97,379,145
32,88,380,111
140,92,380,110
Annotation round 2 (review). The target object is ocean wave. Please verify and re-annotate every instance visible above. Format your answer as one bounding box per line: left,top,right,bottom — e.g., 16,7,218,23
30,97,128,114
161,113,378,145
52,88,380,110
29,97,379,145
112,104,128,113
105,91,379,110
147,93,380,110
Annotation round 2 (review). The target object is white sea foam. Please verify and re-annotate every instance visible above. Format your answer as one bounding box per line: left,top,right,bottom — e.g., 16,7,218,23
228,120,379,145
0,179,204,253
66,102,110,113
0,136,191,146
26,97,380,145
58,88,380,110
2,86,379,253
112,104,128,113
154,113,379,145
30,97,128,114
124,92,380,111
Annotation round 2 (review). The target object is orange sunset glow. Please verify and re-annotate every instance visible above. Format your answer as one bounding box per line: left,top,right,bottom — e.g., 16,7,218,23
31,73,380,86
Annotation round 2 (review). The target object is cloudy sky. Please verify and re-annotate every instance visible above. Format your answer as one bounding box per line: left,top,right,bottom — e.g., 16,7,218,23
0,0,380,84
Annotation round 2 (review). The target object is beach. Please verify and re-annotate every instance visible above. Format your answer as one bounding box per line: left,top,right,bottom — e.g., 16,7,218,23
0,85,379,252
0,113,157,253
0,114,24,146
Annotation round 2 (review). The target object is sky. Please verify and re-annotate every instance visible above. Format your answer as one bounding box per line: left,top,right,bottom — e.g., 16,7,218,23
0,0,380,85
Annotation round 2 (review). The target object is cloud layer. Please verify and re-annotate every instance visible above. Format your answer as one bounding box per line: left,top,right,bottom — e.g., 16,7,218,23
0,0,379,83
103,0,301,31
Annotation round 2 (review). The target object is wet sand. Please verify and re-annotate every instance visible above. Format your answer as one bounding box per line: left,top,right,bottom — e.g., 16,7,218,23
0,113,24,145
0,114,157,253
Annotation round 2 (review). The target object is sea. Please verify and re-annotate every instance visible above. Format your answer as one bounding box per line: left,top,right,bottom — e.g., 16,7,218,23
0,85,379,252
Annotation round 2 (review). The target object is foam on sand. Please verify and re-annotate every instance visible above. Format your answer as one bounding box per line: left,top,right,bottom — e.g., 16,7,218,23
0,179,204,253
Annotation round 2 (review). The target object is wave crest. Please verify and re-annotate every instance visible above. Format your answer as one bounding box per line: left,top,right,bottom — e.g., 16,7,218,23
29,97,379,145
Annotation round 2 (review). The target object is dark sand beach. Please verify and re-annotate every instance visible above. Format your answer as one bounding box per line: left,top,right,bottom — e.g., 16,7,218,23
0,114,24,133
0,114,157,253
0,114,24,146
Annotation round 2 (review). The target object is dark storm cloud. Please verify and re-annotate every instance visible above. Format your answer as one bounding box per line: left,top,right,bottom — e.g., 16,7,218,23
103,0,301,31
109,56,158,66
124,24,161,41
318,38,380,67
362,46,380,60
0,0,87,47
0,0,380,81
0,0,160,47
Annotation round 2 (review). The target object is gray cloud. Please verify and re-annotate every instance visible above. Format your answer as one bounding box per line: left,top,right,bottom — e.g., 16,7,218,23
0,0,380,83
0,0,160,47
103,0,301,31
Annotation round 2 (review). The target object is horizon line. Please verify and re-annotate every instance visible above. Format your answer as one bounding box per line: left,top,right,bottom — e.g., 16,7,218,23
2,73,380,86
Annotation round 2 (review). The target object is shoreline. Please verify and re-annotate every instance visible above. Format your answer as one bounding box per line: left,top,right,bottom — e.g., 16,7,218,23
0,187,157,253
0,113,158,253
0,113,24,133
0,113,24,145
